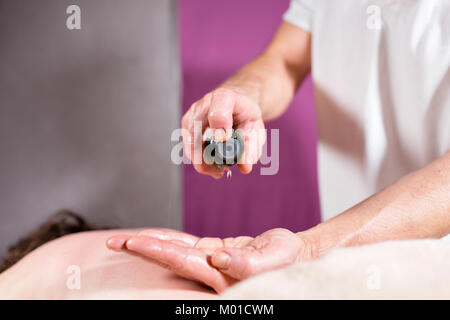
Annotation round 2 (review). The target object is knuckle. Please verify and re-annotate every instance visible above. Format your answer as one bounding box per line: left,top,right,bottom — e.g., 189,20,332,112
272,228,293,236
181,113,189,128
203,92,213,103
190,102,203,115
213,87,234,96
208,111,228,122
189,102,198,110
191,103,199,114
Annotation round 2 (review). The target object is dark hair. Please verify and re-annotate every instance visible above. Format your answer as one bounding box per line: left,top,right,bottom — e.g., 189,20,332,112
0,210,94,273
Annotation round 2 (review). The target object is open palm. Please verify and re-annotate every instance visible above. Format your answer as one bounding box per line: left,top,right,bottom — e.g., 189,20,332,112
106,228,315,293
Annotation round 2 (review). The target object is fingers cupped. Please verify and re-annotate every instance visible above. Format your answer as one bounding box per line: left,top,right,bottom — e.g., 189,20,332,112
125,236,233,293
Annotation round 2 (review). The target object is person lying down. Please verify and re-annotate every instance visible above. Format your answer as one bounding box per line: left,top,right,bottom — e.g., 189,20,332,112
0,211,216,300
0,211,449,299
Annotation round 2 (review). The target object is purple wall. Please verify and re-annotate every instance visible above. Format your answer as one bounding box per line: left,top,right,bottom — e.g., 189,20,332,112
180,0,320,238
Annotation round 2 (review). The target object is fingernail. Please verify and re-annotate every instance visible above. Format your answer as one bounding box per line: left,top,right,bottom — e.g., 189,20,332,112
214,252,231,269
106,238,115,249
106,236,127,251
125,238,136,249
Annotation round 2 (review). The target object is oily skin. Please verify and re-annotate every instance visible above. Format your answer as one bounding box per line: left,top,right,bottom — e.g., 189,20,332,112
107,151,450,294
0,230,217,299
108,22,450,292
107,228,314,293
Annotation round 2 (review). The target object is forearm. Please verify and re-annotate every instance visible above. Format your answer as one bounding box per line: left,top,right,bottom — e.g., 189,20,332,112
220,22,311,121
302,152,450,257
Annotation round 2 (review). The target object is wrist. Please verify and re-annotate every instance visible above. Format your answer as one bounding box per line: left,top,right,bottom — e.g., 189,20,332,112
295,229,321,262
297,223,338,259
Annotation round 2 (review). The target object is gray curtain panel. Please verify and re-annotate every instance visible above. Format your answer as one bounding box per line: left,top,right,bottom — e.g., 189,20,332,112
0,0,182,255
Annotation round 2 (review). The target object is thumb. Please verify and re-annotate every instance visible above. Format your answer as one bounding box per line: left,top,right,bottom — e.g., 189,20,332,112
211,247,267,280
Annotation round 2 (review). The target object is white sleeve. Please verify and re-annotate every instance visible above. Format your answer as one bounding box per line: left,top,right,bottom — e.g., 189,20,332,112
283,0,315,32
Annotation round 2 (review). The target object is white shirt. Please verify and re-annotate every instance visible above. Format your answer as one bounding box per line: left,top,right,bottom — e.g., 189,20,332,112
284,0,450,221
